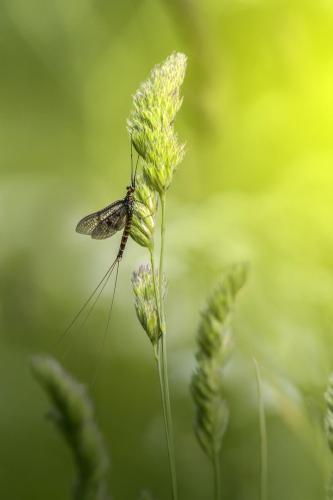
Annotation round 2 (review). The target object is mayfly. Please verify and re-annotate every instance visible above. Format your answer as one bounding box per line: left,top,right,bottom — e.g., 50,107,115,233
76,174,136,258
60,151,139,346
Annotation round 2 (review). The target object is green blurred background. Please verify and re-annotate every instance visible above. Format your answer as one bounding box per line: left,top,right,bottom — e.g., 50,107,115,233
1,0,333,499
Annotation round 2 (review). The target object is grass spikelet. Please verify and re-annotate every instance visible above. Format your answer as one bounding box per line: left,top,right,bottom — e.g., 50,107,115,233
132,264,165,347
191,263,248,498
31,356,109,500
131,174,157,249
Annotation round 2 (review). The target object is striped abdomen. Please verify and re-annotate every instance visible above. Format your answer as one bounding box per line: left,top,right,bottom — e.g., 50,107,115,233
116,210,133,261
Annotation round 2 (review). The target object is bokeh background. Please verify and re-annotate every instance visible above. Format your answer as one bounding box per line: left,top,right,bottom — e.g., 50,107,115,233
1,1,333,499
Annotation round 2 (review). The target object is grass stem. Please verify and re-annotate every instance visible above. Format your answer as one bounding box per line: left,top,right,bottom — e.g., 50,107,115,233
149,246,161,334
159,193,166,328
158,193,178,500
253,357,268,500
213,453,222,500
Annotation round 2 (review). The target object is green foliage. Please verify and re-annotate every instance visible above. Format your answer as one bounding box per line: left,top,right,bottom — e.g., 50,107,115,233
31,356,109,500
191,263,248,461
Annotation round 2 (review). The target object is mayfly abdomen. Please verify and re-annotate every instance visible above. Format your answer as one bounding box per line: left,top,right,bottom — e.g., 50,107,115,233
117,211,133,261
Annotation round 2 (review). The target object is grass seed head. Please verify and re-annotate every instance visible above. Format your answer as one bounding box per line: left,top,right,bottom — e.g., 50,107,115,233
132,264,165,346
130,174,157,249
191,263,248,460
128,52,187,194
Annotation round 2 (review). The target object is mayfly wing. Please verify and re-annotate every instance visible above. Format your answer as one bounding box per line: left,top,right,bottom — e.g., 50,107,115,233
91,204,127,240
76,199,124,236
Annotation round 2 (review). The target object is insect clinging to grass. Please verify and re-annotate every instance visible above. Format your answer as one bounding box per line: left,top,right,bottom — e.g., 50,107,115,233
59,146,156,348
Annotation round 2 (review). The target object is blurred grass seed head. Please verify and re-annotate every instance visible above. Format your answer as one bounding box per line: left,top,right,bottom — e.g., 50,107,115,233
31,356,109,500
191,263,248,460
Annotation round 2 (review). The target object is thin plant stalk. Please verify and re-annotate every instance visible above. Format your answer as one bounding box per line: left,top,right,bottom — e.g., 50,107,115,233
159,193,178,500
159,193,166,331
158,193,176,474
213,452,222,500
149,238,178,500
149,246,161,324
253,358,268,500
154,349,176,498
160,328,177,500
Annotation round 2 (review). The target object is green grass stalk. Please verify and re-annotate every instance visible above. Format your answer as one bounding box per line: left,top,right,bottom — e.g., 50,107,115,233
159,194,176,453
160,327,177,500
159,193,166,329
149,246,161,328
213,452,222,500
253,357,268,500
149,232,178,500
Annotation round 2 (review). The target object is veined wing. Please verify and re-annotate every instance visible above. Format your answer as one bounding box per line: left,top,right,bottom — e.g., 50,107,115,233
91,204,127,240
76,200,123,236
